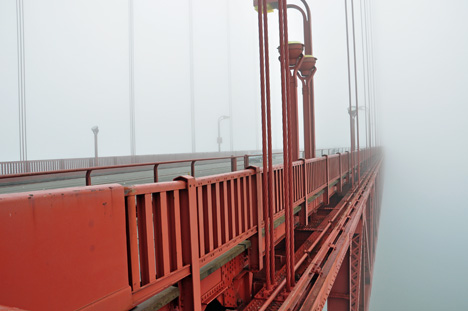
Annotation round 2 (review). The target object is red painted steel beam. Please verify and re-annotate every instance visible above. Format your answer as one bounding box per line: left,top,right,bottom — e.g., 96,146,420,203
257,0,273,290
273,155,382,311
0,185,133,311
350,218,364,311
328,249,351,311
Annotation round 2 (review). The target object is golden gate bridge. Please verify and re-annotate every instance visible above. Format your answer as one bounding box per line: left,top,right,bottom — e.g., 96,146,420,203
0,0,382,310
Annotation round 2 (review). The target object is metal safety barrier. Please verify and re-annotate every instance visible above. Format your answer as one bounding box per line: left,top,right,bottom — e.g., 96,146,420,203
0,147,377,311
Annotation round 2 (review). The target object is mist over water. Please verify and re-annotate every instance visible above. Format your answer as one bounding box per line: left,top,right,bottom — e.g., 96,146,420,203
371,0,468,310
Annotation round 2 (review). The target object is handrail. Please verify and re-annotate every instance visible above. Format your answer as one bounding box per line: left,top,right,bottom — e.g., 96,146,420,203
0,148,353,186
0,153,281,186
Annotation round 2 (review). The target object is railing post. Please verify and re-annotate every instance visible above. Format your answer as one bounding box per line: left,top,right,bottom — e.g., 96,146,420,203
323,155,330,206
337,153,343,194
191,161,196,177
153,164,159,183
174,175,202,311
231,156,237,172
299,159,308,226
244,154,250,169
247,166,263,272
85,170,92,186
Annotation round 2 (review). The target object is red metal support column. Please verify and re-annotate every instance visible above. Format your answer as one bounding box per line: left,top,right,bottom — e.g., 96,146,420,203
309,79,317,159
288,52,304,161
278,0,293,290
282,0,296,288
257,0,271,289
257,0,273,290
350,218,363,311
262,0,276,286
298,0,317,159
175,176,202,311
298,66,316,160
287,45,305,162
328,249,350,311
362,218,371,311
290,69,300,161
301,78,312,159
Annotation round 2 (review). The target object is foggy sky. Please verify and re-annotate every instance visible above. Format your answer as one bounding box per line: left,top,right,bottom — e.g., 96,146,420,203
0,0,360,162
371,0,468,310
1,0,468,310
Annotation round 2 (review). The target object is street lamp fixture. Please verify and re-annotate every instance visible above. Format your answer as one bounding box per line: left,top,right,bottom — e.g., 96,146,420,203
348,106,366,118
287,41,304,66
277,41,318,161
91,126,99,166
217,116,230,152
253,0,276,12
298,55,317,77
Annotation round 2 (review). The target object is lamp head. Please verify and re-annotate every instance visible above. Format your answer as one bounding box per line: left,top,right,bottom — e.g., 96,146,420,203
298,55,317,77
91,126,99,135
347,107,358,118
288,42,305,66
253,0,277,13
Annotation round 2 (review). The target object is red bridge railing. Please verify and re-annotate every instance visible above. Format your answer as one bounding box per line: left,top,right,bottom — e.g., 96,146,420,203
0,147,376,311
121,148,375,306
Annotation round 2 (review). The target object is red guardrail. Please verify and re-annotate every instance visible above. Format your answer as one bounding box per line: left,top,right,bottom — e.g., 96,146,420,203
0,147,376,310
119,148,377,306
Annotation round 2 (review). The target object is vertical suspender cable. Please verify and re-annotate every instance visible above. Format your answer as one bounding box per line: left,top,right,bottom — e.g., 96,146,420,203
344,0,354,186
359,0,368,149
16,0,27,163
365,0,376,146
282,0,295,287
22,0,26,162
257,0,272,290
261,0,276,285
369,0,378,146
277,0,292,291
350,0,360,181
189,0,196,152
227,1,234,152
364,0,372,150
128,0,136,157
16,0,22,162
363,0,372,150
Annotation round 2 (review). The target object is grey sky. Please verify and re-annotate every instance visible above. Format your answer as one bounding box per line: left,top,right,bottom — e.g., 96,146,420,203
0,0,360,162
